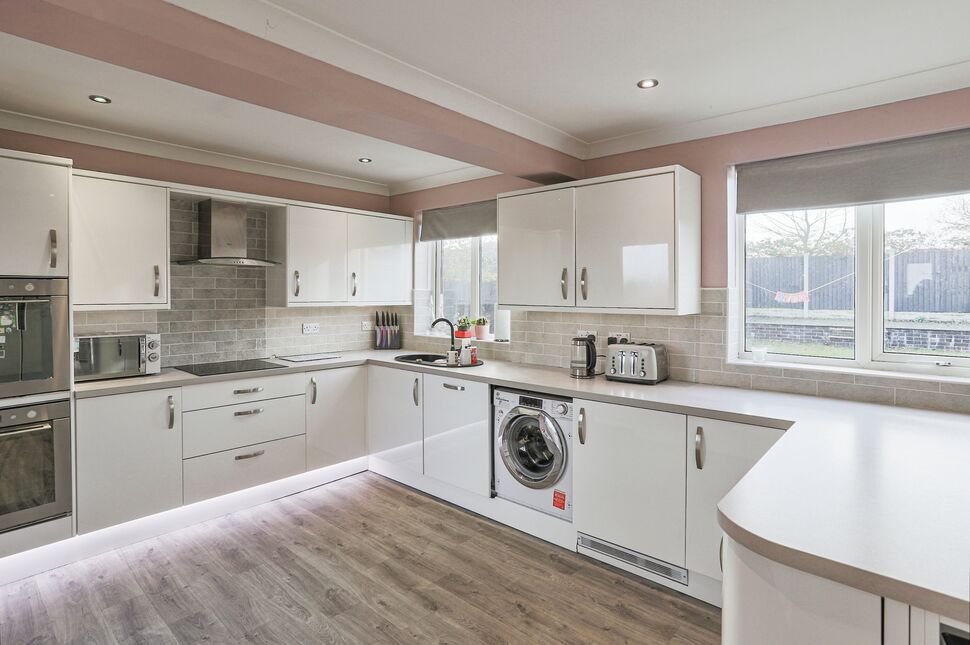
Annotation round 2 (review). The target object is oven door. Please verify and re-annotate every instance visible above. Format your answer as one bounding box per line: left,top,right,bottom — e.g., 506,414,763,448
0,278,70,399
0,400,71,533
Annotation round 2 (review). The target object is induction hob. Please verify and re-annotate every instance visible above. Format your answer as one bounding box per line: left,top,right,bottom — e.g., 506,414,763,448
177,359,283,377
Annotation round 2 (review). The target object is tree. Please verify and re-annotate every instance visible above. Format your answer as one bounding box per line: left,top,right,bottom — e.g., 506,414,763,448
940,195,970,248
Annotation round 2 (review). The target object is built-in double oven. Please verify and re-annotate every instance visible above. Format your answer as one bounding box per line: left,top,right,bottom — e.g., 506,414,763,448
0,277,71,534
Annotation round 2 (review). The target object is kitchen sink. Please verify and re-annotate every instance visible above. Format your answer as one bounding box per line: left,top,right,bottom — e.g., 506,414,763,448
394,353,483,367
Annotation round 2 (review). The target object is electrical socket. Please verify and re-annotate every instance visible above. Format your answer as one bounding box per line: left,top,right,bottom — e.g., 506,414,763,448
610,331,631,342
302,322,321,335
576,329,596,340
361,320,374,331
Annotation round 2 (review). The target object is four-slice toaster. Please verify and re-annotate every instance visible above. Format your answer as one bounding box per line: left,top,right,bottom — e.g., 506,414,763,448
605,340,668,385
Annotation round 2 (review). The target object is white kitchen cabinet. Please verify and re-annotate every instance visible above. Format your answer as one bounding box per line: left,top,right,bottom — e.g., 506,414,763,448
347,214,412,304
0,150,70,277
422,374,489,496
306,366,367,470
497,187,575,307
497,166,700,314
182,395,305,459
267,205,348,306
76,388,183,534
573,399,687,568
575,173,676,309
686,416,784,581
72,175,170,309
366,366,423,475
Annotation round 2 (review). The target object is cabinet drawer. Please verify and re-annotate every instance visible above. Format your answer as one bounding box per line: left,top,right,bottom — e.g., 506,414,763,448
181,372,303,411
182,395,305,458
183,435,306,504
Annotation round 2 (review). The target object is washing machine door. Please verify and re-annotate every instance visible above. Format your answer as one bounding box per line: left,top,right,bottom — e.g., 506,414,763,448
498,406,567,489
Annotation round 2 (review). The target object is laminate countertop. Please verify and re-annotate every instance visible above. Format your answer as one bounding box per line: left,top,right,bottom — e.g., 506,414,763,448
74,350,970,621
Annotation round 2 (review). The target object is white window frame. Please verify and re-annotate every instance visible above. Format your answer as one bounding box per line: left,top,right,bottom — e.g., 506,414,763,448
431,235,497,323
735,203,970,378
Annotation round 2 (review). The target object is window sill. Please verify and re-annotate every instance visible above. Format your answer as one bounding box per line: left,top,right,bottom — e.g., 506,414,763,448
726,356,970,385
413,332,509,345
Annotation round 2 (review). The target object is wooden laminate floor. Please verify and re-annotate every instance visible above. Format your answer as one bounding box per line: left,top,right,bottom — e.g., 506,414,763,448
0,473,720,644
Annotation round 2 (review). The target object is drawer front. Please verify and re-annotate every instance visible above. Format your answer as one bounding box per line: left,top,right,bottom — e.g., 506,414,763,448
182,395,306,458
183,435,306,504
181,372,304,411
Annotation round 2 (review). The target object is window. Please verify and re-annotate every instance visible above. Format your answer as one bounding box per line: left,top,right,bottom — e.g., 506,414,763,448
739,194,970,373
433,234,498,328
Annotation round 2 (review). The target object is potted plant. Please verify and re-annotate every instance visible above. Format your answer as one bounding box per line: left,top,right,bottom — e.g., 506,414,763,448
455,315,473,339
474,317,490,340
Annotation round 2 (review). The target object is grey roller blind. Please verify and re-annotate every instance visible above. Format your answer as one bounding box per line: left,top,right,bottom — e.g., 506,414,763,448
419,200,496,242
736,128,970,213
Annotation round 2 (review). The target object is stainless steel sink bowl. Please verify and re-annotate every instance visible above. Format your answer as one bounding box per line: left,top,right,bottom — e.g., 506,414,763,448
393,353,484,368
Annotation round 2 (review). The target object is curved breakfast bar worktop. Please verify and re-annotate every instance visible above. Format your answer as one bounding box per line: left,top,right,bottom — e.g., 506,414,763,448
75,350,970,621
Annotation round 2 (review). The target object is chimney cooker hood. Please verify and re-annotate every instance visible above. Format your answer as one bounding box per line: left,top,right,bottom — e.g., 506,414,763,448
179,199,277,267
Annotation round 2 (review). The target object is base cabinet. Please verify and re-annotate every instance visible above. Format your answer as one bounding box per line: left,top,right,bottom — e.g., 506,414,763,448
76,389,183,534
422,374,489,496
306,366,367,470
367,366,423,475
686,416,784,581
573,399,687,567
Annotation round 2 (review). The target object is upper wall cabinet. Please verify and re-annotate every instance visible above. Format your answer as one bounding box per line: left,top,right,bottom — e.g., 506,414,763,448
497,166,700,315
72,175,170,309
0,150,70,278
268,206,412,307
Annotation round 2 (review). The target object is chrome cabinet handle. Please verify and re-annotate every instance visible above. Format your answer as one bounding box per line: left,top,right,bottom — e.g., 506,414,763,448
233,386,264,395
167,395,175,430
235,449,265,461
49,229,57,269
351,272,358,297
580,267,588,300
719,536,724,572
695,426,705,470
153,265,160,297
294,270,301,297
0,423,53,438
443,383,464,391
412,377,419,406
577,407,587,445
560,267,568,300
310,377,318,405
234,408,264,417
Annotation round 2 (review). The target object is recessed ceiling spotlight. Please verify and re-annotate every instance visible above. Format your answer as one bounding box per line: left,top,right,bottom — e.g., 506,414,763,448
636,79,659,89
358,157,373,163
88,94,112,104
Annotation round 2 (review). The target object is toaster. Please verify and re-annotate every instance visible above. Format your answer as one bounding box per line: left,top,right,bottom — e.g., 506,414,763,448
605,341,668,384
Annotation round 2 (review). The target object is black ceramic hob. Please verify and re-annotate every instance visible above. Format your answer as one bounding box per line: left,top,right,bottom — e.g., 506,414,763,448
177,359,283,377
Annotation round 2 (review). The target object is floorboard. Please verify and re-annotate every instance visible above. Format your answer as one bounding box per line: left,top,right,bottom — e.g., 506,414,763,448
0,472,720,644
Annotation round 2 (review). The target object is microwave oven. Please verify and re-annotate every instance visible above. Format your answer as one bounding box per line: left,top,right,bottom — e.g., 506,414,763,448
74,333,161,382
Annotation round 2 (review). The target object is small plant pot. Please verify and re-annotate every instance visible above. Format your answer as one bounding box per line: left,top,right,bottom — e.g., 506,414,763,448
474,324,489,339
455,328,473,339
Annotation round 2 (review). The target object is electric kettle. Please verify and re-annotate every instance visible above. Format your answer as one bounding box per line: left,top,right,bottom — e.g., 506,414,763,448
570,335,600,379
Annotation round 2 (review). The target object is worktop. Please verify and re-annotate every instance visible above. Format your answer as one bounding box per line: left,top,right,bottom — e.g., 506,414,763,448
74,350,970,621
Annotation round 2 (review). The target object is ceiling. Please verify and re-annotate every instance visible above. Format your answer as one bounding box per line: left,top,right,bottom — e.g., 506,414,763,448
258,0,970,154
0,32,496,195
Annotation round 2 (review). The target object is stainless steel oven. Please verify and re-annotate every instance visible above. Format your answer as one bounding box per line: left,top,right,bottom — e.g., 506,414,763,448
74,333,161,382
0,399,71,533
0,278,70,399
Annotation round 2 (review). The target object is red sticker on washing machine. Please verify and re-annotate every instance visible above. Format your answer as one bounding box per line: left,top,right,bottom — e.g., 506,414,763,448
553,490,566,510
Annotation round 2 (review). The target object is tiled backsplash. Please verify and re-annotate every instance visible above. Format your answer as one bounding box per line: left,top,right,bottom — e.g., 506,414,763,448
74,198,406,367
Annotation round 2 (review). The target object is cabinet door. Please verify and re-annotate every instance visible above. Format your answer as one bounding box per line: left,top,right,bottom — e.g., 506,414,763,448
306,366,366,470
422,374,489,496
0,155,69,277
498,189,575,307
347,215,412,304
575,173,676,308
76,388,183,533
288,205,348,303
573,399,686,566
72,176,169,307
686,417,783,580
366,367,423,475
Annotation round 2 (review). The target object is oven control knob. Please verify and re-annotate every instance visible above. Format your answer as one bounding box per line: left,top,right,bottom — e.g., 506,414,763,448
147,340,159,350
553,402,568,415
148,352,159,362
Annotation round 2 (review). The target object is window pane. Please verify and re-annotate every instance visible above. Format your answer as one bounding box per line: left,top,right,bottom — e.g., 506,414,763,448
744,208,856,359
438,238,473,322
479,235,498,324
883,194,970,359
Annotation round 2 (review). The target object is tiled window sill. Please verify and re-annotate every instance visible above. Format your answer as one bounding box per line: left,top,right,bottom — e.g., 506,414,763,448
726,356,970,386
412,332,509,345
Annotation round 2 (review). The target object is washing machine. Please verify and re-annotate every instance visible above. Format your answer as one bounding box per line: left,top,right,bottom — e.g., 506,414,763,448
493,388,573,521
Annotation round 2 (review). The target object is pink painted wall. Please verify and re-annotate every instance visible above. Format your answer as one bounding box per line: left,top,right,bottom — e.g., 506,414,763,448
0,129,391,212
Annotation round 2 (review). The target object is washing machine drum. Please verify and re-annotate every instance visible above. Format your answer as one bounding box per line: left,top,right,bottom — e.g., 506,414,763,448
499,407,567,489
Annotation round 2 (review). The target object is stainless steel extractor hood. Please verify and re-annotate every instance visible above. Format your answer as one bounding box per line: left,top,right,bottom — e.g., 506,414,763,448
179,199,277,267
